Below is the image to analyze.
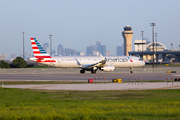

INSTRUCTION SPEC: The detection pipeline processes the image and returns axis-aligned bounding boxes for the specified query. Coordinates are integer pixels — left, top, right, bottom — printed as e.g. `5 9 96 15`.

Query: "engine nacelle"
100 65 115 71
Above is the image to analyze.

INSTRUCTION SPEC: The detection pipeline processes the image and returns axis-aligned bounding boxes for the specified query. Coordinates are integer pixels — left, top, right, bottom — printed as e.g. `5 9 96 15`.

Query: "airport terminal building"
129 39 180 62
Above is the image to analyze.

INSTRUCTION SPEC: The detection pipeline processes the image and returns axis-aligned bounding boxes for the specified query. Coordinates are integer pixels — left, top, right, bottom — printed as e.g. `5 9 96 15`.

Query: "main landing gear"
80 69 85 74
130 67 133 73
91 70 96 74
80 69 97 74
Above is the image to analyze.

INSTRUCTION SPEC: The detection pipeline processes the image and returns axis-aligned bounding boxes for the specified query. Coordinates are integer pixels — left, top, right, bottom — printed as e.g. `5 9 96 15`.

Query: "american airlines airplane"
29 38 145 74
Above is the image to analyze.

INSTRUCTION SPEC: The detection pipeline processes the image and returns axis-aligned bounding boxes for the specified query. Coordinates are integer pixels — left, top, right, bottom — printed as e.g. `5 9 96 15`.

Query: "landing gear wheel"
80 70 85 74
130 67 133 74
91 70 96 74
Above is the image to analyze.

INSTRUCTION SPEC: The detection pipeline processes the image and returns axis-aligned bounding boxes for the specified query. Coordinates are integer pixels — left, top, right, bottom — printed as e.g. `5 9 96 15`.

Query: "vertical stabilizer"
30 38 56 63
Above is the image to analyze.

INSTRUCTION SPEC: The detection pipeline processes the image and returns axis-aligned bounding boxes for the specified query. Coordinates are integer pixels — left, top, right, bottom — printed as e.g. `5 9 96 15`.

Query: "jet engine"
100 65 115 71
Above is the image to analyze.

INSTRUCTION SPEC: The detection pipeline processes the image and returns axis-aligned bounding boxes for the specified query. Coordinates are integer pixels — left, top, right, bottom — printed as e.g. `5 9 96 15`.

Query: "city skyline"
2 38 179 60
7 41 112 59
0 0 180 58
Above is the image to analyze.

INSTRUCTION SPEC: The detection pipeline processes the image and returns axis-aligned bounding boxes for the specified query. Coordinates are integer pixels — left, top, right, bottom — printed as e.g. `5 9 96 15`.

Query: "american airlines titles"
105 57 129 62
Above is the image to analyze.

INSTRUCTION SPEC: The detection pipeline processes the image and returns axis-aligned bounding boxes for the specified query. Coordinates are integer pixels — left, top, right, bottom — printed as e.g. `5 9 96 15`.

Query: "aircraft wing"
81 60 106 68
75 54 106 69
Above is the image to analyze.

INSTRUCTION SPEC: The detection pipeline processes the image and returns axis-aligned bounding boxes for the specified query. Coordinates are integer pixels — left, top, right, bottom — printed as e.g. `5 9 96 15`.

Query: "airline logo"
127 56 133 62
30 38 56 63
105 57 128 62
104 57 133 63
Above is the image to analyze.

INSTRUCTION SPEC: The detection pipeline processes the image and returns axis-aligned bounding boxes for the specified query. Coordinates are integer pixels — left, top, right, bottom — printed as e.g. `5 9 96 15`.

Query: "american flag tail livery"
29 38 56 63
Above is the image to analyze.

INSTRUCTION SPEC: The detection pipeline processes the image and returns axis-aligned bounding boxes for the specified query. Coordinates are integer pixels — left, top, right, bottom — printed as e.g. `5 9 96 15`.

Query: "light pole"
49 35 52 56
150 22 156 68
155 33 158 68
22 32 25 59
141 31 144 59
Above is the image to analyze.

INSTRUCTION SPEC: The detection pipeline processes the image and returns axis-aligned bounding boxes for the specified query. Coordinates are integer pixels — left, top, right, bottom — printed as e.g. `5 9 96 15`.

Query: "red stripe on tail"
33 51 41 54
34 56 52 58
37 60 56 62
31 42 36 44
32 47 39 49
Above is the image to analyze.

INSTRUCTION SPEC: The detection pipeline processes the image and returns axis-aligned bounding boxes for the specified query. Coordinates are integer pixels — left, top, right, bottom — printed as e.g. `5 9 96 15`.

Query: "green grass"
0 87 180 120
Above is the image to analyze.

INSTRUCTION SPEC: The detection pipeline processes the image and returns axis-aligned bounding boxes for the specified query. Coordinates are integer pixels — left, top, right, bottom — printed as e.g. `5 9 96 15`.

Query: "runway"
0 73 179 81
3 82 180 91
1 72 180 91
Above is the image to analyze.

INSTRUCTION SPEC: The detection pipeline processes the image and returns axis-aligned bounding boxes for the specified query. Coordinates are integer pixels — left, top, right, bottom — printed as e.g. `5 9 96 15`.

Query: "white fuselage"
40 56 145 68
29 38 145 74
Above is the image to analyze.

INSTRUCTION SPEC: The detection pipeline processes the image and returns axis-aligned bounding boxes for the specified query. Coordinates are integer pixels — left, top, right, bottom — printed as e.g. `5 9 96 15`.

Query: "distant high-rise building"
52 50 57 56
96 41 101 46
91 45 97 52
11 54 16 59
70 49 77 56
79 52 84 56
0 54 6 60
100 45 106 55
86 45 97 55
77 52 84 56
93 51 99 56
86 42 108 55
116 46 122 56
57 44 64 56
97 42 102 54
105 51 110 56
43 43 49 53
96 42 106 55
65 48 71 56
86 46 91 56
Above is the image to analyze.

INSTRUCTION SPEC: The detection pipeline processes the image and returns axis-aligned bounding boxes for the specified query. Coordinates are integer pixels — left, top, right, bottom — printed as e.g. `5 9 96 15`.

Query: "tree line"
0 57 28 68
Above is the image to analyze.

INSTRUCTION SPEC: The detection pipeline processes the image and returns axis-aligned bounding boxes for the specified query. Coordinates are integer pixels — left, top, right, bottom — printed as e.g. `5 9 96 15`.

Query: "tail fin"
30 38 56 63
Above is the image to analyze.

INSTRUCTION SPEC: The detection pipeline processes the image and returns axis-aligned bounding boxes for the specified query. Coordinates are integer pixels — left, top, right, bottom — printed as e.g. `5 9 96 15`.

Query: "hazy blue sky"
0 0 180 58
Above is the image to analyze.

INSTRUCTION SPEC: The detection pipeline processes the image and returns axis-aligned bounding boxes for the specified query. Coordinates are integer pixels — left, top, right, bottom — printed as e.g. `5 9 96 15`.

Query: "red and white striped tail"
30 38 56 63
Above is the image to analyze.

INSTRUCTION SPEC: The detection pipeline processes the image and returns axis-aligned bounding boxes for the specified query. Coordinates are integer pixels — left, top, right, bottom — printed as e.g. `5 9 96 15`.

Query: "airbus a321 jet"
29 38 145 74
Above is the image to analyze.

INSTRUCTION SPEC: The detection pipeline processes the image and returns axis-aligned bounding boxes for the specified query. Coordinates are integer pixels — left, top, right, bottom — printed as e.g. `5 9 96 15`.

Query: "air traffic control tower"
122 25 133 55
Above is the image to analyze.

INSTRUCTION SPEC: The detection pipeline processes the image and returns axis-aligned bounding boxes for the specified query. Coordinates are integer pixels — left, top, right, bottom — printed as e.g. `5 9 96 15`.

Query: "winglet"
75 58 81 66
100 54 106 64
100 54 105 60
